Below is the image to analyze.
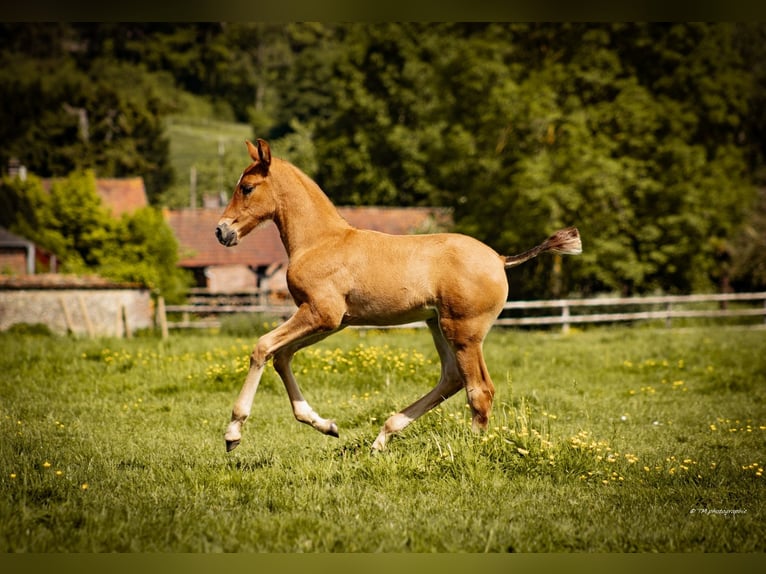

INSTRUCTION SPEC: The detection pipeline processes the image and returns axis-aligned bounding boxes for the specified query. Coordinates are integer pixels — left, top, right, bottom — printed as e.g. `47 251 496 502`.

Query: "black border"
1 1 766 22
1 9 764 574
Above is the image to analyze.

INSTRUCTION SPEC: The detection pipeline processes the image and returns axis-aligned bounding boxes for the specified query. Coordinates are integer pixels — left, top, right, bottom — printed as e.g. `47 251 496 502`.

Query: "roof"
165 206 452 268
0 227 35 248
0 273 145 290
166 209 287 268
41 177 148 217
95 178 148 217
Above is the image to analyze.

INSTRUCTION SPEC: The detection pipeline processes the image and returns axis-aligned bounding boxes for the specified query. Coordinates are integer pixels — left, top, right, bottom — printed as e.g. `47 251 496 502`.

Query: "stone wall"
0 281 152 337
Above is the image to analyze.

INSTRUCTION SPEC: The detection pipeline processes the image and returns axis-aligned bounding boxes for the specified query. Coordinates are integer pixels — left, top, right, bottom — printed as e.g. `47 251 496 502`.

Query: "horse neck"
271 159 351 258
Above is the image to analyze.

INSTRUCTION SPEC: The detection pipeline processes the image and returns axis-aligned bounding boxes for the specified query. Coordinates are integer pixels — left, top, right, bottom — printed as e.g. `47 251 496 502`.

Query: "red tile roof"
41 177 148 217
166 209 287 268
96 178 148 217
165 207 452 269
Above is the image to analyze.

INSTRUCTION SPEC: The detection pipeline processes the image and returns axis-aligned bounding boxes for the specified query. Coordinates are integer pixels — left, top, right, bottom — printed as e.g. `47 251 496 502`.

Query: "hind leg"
371 318 462 452
458 345 495 431
440 316 496 432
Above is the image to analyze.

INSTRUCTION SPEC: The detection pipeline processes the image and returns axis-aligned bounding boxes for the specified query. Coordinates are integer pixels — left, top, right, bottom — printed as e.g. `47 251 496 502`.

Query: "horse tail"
504 227 582 269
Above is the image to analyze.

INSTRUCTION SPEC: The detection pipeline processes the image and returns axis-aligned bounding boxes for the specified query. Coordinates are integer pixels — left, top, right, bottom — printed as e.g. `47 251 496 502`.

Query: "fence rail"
159 291 766 334
497 292 766 332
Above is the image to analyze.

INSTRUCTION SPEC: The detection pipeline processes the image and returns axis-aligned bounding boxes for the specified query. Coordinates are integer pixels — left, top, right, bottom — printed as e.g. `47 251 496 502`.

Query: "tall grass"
1 326 764 551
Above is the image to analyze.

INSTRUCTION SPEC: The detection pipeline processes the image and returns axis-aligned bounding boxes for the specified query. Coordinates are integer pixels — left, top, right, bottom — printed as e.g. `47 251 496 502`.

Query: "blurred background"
1 23 765 303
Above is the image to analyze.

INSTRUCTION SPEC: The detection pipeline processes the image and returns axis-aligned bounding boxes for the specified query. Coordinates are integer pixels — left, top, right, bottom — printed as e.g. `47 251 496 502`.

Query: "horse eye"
241 184 255 196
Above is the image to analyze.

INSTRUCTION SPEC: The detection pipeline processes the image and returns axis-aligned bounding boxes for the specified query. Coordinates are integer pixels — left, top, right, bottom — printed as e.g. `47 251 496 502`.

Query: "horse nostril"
215 223 237 246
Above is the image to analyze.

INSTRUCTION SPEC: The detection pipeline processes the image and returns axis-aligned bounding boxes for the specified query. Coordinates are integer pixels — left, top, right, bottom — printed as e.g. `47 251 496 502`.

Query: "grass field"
1 324 764 552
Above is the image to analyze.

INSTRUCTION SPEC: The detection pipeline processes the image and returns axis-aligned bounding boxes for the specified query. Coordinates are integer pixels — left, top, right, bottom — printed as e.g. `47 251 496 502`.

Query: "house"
0 227 37 275
1 175 154 336
1 175 149 279
165 206 452 299
2 177 149 276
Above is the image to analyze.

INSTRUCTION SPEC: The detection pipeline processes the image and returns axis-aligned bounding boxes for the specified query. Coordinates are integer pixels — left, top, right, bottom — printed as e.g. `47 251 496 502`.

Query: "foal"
216 139 581 452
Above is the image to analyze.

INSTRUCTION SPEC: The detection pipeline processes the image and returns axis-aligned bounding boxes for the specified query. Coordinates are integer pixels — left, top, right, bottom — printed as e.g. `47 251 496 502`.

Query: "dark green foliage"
2 23 766 297
4 323 54 337
0 24 175 204
265 23 763 297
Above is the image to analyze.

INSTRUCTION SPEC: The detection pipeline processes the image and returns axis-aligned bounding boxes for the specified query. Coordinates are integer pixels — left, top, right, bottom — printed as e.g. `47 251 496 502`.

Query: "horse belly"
341 252 439 326
342 276 438 326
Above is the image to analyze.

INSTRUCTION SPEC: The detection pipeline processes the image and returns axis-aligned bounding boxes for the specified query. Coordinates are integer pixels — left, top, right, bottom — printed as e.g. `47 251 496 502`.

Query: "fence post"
562 303 570 334
122 305 132 339
157 296 169 340
665 302 672 328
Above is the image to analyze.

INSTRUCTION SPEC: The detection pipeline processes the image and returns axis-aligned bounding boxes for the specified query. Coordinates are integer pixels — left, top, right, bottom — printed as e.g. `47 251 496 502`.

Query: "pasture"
0 324 764 552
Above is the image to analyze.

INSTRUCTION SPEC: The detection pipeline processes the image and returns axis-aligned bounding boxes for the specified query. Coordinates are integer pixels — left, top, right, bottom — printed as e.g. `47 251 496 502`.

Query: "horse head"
215 139 275 247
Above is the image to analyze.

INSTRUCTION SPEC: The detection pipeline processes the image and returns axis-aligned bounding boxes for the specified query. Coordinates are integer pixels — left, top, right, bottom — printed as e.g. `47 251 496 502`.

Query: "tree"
0 170 191 302
451 24 757 296
96 207 192 303
0 25 176 204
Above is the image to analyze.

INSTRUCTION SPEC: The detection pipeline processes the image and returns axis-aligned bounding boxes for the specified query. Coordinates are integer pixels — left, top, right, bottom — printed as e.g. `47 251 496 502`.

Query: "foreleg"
224 303 341 451
273 334 341 437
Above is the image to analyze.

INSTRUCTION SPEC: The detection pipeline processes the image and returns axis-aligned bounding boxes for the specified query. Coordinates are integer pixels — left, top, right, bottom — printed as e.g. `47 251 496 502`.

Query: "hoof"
326 421 339 438
225 439 241 452
370 435 387 453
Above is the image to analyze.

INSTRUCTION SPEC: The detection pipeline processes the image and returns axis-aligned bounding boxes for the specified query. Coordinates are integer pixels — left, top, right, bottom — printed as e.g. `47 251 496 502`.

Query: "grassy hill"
163 116 254 208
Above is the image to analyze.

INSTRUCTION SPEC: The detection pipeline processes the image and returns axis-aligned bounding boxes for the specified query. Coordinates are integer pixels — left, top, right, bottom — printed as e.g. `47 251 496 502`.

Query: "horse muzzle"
215 222 239 247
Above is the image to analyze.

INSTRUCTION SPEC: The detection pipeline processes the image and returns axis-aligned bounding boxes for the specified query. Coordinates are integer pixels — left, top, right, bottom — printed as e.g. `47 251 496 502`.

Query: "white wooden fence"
159 291 766 335
496 291 766 333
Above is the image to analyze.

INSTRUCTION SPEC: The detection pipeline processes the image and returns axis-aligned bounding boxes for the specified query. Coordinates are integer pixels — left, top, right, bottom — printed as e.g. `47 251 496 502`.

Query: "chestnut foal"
216 139 581 452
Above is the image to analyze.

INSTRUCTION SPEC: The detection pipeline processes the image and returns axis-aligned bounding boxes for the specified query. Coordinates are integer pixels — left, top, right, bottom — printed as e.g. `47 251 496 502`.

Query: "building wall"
205 265 258 293
0 288 153 336
0 249 27 275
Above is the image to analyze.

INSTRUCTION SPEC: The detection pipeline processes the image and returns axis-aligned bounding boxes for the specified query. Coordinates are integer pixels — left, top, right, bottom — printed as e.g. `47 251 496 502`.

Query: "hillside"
163 116 253 209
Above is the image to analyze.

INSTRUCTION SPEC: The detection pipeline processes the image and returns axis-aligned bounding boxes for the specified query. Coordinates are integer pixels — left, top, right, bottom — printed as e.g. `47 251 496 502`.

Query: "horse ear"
245 139 260 162
255 138 271 168
245 139 271 173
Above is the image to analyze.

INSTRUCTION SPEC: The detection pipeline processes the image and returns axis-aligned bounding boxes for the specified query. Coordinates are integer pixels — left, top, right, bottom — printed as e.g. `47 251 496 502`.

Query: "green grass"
1 325 764 552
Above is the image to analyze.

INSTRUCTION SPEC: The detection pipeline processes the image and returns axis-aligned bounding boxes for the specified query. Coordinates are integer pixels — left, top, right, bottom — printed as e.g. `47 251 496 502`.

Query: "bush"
5 322 54 336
